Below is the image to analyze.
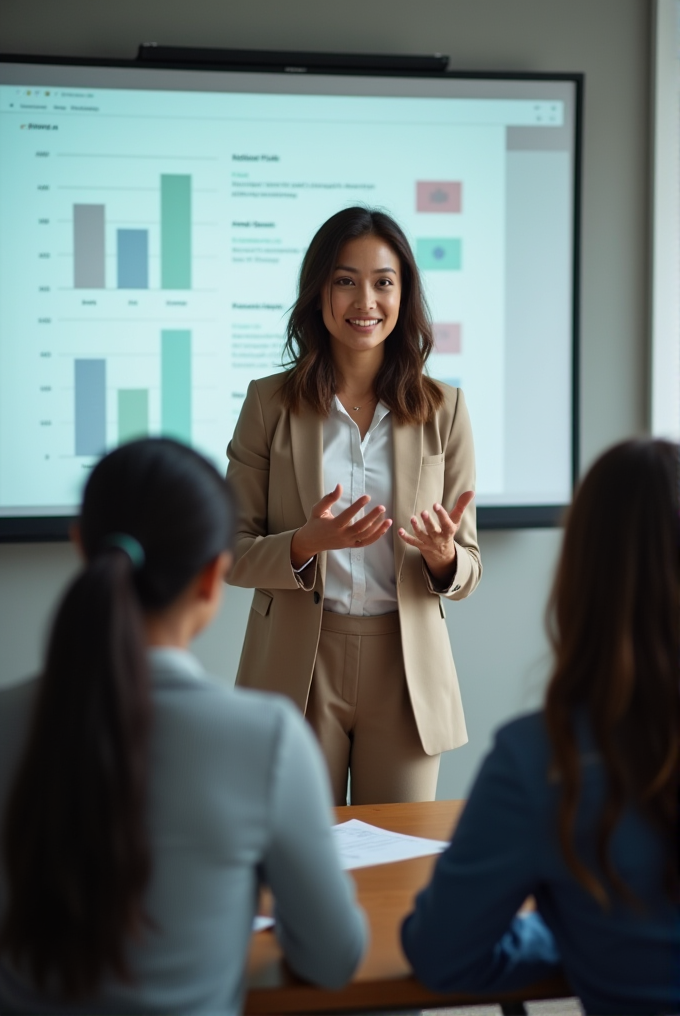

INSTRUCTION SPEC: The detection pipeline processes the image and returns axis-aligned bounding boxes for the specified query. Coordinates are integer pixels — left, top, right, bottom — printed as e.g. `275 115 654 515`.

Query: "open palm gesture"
397 490 475 584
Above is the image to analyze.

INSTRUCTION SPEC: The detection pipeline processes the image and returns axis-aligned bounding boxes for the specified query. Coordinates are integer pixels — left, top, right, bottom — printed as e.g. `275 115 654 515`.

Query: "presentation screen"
0 57 580 538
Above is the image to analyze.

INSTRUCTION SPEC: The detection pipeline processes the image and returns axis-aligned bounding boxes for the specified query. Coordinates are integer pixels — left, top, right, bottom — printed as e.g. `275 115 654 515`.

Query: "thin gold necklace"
344 394 377 412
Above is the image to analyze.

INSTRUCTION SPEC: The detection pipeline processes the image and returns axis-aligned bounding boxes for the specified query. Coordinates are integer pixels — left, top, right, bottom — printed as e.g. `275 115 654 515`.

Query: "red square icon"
433 323 462 354
416 181 462 213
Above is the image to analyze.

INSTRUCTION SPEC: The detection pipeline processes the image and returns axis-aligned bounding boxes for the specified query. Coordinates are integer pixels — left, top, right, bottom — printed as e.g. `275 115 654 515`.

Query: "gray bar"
75 359 106 457
74 204 105 288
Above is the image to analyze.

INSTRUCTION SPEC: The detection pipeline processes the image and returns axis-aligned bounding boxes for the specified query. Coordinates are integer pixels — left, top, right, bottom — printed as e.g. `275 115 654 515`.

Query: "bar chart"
73 330 193 455
72 174 192 291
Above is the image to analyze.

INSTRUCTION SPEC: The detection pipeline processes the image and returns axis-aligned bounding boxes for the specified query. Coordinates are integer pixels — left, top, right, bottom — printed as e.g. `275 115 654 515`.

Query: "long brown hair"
545 439 679 906
0 439 236 999
281 206 444 424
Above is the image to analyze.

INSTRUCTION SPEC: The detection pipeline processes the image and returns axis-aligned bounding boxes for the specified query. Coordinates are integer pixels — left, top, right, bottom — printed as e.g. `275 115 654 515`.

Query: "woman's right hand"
290 484 392 569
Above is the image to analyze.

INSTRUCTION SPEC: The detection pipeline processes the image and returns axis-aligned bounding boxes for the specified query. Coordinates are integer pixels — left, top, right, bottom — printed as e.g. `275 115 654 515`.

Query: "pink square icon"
433 323 461 354
416 181 462 213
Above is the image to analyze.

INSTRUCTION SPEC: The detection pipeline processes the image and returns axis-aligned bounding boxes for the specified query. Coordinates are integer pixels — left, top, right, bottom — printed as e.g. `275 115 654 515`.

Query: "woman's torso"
226 372 481 753
524 711 678 1012
0 649 354 1015
322 396 396 615
405 710 679 1014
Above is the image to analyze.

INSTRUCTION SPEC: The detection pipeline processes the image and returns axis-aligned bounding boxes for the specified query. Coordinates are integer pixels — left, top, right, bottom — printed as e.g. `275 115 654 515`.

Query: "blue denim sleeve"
401 723 561 993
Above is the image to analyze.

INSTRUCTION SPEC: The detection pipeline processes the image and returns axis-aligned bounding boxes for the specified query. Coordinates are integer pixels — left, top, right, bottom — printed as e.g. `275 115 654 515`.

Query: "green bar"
118 389 149 443
416 238 462 271
161 175 191 289
161 330 191 443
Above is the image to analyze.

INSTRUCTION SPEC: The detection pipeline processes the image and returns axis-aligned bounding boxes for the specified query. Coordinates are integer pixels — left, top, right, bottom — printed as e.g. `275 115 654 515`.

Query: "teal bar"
118 389 149 443
161 175 192 289
161 330 192 443
416 238 462 271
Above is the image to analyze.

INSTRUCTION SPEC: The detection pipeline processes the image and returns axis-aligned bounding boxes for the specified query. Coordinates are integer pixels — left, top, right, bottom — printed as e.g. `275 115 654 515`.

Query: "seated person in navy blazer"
402 439 679 1016
0 438 366 1015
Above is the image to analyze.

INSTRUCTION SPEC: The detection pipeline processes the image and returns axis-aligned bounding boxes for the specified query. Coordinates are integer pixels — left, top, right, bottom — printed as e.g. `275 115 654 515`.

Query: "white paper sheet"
331 818 448 870
253 915 275 933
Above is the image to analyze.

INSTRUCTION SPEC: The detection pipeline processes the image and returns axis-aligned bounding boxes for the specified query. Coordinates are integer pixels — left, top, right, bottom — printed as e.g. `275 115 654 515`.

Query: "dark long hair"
281 206 444 424
544 439 679 906
0 439 236 999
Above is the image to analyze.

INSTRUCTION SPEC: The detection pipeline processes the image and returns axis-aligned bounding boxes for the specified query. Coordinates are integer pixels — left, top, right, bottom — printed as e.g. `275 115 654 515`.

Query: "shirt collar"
148 646 205 682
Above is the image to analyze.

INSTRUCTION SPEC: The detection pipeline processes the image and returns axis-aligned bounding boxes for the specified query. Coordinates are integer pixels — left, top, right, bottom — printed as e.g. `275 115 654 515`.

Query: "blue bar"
75 359 106 457
117 229 149 289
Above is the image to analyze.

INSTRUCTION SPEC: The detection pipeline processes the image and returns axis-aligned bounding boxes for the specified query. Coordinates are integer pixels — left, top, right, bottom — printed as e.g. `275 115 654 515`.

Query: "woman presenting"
227 207 481 805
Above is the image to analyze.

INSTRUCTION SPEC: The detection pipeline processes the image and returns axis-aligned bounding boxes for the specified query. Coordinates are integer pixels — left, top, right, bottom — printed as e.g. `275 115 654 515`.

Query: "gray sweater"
0 648 367 1014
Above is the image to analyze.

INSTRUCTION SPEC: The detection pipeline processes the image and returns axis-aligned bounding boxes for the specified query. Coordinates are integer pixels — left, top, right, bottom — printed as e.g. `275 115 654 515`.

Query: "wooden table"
244 800 571 1014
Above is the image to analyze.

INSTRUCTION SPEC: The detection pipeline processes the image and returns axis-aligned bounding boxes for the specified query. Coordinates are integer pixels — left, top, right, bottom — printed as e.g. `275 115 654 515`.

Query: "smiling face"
321 234 402 360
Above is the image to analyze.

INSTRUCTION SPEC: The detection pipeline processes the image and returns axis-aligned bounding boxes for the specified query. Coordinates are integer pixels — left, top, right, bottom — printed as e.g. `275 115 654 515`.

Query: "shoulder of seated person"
181 680 305 734
0 674 39 715
228 686 308 734
492 710 551 769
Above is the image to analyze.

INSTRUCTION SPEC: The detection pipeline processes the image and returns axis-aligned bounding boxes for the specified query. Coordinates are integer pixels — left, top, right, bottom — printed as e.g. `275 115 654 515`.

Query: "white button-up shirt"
321 397 397 616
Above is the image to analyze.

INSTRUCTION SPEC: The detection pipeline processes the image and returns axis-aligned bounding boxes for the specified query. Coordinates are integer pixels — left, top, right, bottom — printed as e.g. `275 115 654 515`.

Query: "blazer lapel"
289 404 324 521
392 419 423 578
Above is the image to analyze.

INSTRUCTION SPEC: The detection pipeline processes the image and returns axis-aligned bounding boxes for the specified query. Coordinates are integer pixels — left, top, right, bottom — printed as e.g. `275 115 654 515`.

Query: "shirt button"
313 591 320 604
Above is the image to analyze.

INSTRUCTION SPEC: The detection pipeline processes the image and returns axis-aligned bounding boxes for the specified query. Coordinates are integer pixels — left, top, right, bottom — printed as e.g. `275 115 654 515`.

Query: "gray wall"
0 0 650 797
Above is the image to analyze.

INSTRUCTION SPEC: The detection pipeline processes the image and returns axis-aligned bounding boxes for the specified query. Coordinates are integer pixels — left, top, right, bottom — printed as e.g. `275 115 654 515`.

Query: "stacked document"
331 819 448 871
253 820 448 931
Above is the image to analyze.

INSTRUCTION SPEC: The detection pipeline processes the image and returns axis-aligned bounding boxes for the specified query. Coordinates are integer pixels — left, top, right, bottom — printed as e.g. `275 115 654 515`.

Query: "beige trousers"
305 611 441 806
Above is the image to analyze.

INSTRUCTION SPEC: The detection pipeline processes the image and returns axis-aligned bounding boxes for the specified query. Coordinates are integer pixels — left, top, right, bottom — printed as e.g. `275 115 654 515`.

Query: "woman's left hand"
397 490 475 585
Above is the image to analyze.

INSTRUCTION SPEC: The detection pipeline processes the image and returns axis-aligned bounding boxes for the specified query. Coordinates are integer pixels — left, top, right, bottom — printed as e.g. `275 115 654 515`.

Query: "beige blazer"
226 372 482 756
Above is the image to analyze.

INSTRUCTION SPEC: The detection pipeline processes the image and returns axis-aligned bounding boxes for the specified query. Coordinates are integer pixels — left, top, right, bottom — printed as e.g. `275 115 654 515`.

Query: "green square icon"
416 238 462 271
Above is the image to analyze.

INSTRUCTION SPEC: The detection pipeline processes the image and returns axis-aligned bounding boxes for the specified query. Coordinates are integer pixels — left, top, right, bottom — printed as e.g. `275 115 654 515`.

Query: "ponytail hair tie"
102 532 146 571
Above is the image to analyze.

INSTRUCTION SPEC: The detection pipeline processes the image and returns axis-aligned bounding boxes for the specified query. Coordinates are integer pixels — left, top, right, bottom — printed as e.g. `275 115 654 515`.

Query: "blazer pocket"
251 589 273 617
416 454 446 514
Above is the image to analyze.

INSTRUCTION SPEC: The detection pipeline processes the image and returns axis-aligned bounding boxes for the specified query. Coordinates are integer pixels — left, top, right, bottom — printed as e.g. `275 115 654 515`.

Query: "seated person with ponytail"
0 438 367 1015
401 439 679 1015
